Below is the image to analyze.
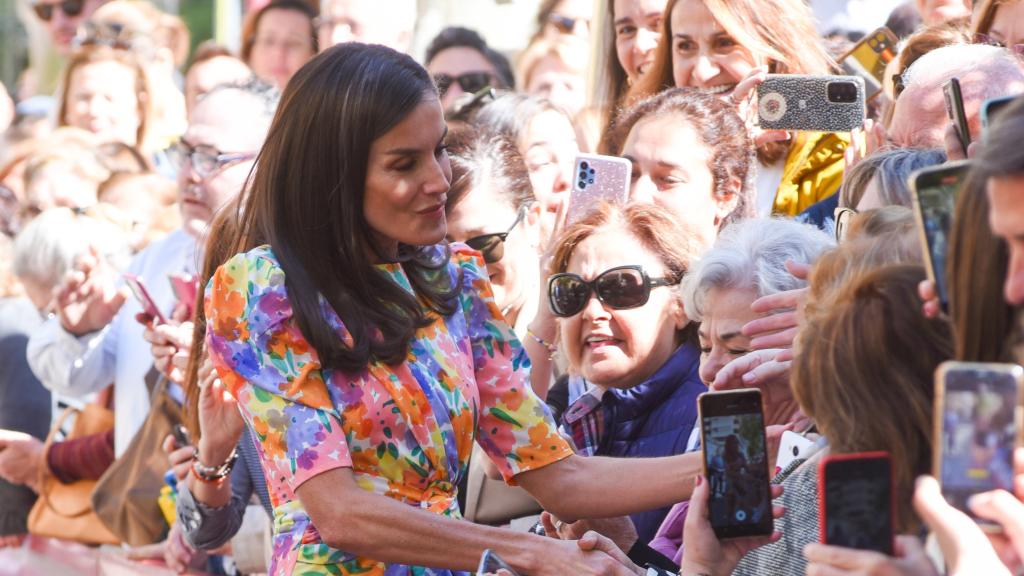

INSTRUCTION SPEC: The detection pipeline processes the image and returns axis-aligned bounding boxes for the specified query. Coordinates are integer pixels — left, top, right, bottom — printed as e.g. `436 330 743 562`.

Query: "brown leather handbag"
92 369 183 546
27 404 120 545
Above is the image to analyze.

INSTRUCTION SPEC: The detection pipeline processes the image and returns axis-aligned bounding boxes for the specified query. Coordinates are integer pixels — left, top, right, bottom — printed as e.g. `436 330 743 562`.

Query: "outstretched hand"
54 247 129 337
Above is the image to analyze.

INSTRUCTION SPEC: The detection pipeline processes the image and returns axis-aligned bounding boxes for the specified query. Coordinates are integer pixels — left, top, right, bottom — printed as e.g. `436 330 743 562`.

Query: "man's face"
318 0 414 53
988 175 1024 306
176 91 268 239
33 0 107 54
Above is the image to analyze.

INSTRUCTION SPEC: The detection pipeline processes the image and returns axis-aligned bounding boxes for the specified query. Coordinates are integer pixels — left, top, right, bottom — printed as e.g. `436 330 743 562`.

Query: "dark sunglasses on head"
32 0 83 21
433 72 496 97
548 265 677 318
548 13 589 35
465 206 526 264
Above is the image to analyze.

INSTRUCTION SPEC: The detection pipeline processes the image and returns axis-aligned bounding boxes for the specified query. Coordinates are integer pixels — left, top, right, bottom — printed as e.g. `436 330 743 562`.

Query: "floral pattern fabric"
205 243 571 575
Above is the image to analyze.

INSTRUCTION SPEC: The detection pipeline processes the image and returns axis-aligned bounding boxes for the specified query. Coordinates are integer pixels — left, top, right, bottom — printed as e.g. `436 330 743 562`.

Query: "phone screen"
822 454 893 554
940 367 1019 519
701 391 773 539
914 167 964 307
477 549 520 576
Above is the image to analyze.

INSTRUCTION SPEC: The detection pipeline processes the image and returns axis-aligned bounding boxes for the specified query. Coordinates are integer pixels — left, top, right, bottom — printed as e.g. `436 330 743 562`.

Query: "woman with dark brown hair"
240 0 318 88
202 42 720 575
626 0 847 217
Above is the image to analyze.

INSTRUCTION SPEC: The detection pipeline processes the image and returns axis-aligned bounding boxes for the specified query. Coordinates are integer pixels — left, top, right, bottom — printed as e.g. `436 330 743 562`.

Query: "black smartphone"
909 161 969 311
819 452 894 555
699 389 773 539
172 424 191 448
943 78 971 156
477 549 520 575
935 361 1023 529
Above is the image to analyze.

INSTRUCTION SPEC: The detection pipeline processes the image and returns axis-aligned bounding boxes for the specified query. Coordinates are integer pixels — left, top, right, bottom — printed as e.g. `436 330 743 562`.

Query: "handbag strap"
36 407 93 518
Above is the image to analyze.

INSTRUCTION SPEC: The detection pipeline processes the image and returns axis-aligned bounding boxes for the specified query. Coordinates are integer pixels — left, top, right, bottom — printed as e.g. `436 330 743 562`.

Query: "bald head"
890 44 1024 148
317 0 417 53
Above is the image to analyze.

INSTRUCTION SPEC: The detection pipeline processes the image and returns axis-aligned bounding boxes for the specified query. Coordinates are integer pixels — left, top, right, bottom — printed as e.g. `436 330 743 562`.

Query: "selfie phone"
819 452 894 555
909 161 968 311
981 95 1021 138
757 74 866 132
934 361 1024 529
943 78 971 156
838 27 899 100
567 153 631 224
123 273 168 325
477 549 520 575
775 430 815 476
699 389 774 539
168 273 199 318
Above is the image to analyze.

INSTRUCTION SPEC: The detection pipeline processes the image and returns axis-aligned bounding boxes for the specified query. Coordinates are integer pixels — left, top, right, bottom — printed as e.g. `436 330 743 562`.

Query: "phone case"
933 361 1024 530
757 74 866 132
818 452 894 554
908 160 968 307
839 27 898 97
124 273 168 324
775 430 814 476
943 78 971 154
567 153 632 224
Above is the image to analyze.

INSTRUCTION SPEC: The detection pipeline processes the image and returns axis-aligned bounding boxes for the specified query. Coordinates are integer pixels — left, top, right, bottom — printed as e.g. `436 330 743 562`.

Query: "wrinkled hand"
730 66 791 148
843 119 888 178
804 536 939 576
942 123 978 162
681 474 784 576
913 475 1011 576
195 359 244 469
162 523 196 573
713 349 800 428
0 430 44 491
575 531 645 575
743 260 809 358
54 248 129 337
541 537 644 576
541 512 639 553
143 320 193 384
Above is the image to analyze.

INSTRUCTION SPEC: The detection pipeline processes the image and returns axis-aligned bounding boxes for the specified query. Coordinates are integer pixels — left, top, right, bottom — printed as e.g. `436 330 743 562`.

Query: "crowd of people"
3 0 1024 574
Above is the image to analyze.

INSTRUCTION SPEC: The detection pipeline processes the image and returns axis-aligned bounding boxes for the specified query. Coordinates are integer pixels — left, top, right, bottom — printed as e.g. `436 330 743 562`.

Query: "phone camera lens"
579 171 587 179
578 180 586 189
792 446 799 456
589 168 596 175
827 81 858 104
580 161 589 170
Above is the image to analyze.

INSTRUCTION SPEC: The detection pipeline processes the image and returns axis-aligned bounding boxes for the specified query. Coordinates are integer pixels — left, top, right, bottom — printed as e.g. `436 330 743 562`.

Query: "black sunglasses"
548 265 676 318
465 206 526 264
433 72 496 98
32 0 83 21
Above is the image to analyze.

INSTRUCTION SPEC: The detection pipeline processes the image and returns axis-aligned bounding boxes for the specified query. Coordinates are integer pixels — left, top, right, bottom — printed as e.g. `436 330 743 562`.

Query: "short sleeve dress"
205 243 572 575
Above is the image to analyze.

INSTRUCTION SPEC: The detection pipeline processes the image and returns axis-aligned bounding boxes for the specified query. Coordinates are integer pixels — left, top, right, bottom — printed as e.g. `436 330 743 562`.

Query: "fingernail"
742 372 755 383
967 493 988 509
695 474 702 486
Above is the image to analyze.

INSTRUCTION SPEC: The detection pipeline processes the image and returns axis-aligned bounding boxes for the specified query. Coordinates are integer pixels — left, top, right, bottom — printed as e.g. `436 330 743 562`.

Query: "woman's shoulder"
208 245 292 333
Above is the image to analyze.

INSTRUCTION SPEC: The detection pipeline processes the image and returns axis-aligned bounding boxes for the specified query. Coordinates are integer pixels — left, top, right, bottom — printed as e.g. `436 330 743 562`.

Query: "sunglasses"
974 33 1024 56
465 206 526 264
32 0 83 21
433 72 496 98
548 13 589 35
548 265 676 318
834 206 857 242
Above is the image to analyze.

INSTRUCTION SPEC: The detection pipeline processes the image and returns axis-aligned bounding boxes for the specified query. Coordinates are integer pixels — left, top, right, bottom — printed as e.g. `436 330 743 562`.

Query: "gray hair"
13 208 132 289
903 44 1024 102
681 218 835 321
198 77 281 122
841 148 947 208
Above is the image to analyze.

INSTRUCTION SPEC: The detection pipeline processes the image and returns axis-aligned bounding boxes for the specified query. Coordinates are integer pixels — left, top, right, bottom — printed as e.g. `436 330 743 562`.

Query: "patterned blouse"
205 243 572 575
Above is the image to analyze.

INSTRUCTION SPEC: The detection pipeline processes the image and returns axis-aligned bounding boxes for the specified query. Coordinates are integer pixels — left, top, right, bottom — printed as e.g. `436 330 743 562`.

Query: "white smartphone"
567 153 631 224
775 430 815 476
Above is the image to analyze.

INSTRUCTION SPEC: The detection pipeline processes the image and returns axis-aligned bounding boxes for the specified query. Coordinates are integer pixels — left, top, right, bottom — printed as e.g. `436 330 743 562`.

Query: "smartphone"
124 273 168 325
699 389 774 539
168 273 199 318
981 94 1020 137
775 430 815 476
171 424 191 448
943 78 971 156
757 74 866 132
909 161 968 310
567 153 631 224
819 452 894 555
477 549 520 575
934 361 1023 529
838 27 899 100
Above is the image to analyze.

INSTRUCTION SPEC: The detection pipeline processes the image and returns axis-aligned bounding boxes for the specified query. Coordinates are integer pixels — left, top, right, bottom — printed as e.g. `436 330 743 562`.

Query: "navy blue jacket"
595 343 706 543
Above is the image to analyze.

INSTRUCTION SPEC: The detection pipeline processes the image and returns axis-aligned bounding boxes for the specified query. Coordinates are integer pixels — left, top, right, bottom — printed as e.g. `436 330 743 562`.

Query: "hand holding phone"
567 154 631 224
819 452 894 554
477 549 520 575
699 389 774 539
124 273 168 325
909 161 968 311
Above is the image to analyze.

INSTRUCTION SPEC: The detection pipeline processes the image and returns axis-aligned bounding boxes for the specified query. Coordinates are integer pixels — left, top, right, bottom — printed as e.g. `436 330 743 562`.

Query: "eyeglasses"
75 21 137 52
834 206 857 242
433 72 496 98
167 141 256 179
465 206 526 264
32 0 83 21
973 33 1024 56
547 265 676 318
548 13 589 35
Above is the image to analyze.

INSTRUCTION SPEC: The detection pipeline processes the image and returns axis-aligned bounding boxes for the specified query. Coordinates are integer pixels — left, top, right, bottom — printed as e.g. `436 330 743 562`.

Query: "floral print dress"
205 243 572 575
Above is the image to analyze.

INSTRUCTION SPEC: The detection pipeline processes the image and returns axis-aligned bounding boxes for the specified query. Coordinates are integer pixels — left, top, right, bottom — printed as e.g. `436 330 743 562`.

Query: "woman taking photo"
630 0 848 216
205 43 704 575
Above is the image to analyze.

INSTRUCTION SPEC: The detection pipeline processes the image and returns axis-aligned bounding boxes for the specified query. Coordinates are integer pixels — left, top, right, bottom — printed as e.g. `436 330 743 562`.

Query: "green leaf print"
489 407 521 427
317 411 333 433
377 444 386 459
387 443 399 460
406 458 428 477
383 427 392 438
253 387 272 403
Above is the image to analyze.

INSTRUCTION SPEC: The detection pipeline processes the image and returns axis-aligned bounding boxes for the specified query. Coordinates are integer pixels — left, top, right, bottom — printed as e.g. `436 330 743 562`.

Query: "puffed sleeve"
205 248 352 492
453 245 572 484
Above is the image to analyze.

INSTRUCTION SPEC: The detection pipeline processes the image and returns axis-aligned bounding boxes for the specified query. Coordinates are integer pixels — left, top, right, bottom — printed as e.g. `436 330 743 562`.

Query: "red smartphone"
124 273 168 325
819 451 894 555
168 273 199 318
